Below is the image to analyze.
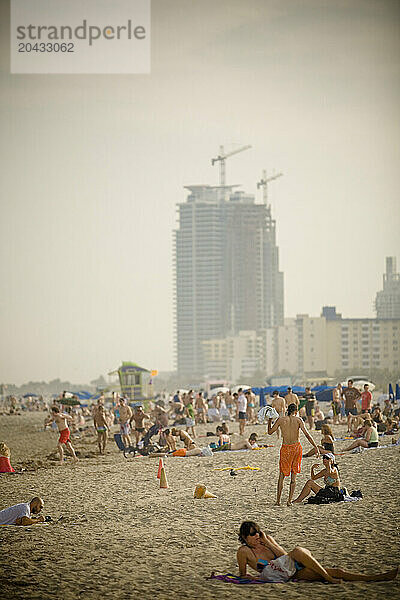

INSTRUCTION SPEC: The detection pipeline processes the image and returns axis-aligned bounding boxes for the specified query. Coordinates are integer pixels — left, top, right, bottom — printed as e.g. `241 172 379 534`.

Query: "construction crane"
211 144 251 186
257 170 283 205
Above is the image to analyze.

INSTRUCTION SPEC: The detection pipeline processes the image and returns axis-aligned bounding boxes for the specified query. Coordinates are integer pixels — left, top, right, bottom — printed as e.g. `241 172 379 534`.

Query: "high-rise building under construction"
174 184 284 376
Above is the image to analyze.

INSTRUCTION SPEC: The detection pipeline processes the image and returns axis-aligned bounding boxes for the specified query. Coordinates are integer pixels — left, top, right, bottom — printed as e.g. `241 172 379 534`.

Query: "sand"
0 412 399 600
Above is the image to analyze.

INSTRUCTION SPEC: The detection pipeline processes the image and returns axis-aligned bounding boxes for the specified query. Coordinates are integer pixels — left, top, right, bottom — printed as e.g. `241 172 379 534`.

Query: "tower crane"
257 170 283 205
211 144 251 187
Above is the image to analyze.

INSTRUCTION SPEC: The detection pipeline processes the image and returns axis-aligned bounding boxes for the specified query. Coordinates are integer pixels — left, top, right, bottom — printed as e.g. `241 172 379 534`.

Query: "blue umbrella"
389 383 395 402
396 384 400 401
23 393 38 398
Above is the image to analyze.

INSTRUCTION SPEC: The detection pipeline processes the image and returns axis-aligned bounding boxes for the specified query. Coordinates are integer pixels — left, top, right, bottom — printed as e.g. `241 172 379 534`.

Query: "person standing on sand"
93 405 109 454
195 392 208 424
117 397 133 448
45 406 78 464
267 404 319 506
130 406 150 445
342 379 362 432
271 391 286 439
236 388 247 436
285 387 299 410
304 387 316 430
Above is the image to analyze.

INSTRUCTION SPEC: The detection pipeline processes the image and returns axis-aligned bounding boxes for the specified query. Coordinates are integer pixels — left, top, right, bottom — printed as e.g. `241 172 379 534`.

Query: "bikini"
322 441 334 452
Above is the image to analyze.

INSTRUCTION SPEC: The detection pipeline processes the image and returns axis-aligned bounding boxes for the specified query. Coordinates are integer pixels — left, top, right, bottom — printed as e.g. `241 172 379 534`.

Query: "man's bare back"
274 415 304 445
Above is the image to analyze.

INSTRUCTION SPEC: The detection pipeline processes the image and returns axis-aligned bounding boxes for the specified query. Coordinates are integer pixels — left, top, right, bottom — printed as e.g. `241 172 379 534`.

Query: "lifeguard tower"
109 362 151 402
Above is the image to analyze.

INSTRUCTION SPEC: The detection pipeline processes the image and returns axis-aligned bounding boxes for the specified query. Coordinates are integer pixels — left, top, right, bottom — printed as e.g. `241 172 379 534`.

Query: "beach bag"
307 486 344 504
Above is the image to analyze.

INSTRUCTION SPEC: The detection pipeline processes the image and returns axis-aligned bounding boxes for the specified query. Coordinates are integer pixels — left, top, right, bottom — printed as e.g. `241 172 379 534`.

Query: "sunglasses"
248 530 259 536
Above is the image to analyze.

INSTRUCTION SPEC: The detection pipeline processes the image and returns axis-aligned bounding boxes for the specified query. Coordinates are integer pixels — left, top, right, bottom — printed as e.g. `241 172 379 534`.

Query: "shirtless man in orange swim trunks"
268 404 318 506
45 406 78 464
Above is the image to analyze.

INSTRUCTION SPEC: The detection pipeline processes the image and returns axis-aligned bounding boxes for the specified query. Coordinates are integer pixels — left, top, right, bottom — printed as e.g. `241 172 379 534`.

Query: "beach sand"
0 412 399 600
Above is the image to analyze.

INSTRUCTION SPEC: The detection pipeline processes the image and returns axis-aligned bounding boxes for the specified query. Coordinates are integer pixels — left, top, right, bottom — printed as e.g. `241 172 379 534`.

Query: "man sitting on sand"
267 404 319 506
0 497 45 526
45 407 78 464
236 520 398 583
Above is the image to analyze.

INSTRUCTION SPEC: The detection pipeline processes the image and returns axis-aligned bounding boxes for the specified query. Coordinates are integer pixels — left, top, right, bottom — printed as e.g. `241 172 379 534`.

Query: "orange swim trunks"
172 448 187 457
279 442 302 476
59 428 70 445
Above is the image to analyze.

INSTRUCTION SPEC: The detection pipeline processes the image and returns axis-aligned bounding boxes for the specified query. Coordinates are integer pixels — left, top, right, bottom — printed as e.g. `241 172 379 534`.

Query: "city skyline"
1 0 399 384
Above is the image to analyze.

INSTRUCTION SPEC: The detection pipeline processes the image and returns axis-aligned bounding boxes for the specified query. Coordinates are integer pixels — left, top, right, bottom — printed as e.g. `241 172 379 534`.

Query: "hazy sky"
1 0 399 384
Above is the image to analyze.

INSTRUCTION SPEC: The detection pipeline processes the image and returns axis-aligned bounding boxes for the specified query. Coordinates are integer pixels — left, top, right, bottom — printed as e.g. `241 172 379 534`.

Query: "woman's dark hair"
238 521 260 544
287 403 297 415
249 432 258 442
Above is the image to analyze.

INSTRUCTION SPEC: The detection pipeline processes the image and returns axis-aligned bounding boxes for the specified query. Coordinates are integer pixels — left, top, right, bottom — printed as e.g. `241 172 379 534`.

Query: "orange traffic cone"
157 458 164 479
159 466 169 489
194 484 217 499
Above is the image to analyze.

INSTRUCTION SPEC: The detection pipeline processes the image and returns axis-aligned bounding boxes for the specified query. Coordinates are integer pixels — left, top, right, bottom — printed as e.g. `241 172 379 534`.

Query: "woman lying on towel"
237 520 398 583
292 453 341 503
214 431 259 451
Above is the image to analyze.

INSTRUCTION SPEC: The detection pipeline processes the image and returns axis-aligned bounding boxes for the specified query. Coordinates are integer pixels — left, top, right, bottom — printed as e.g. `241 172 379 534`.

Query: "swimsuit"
59 428 70 444
279 442 302 476
256 556 299 583
322 442 334 452
324 475 337 486
96 427 107 433
120 422 131 436
135 427 145 432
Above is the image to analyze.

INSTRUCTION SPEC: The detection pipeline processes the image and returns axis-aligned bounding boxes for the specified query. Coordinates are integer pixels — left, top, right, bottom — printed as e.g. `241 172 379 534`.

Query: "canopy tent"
251 385 336 407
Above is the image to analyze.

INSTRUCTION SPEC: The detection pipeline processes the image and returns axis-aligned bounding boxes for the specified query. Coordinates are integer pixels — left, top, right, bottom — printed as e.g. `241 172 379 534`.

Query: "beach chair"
113 433 137 458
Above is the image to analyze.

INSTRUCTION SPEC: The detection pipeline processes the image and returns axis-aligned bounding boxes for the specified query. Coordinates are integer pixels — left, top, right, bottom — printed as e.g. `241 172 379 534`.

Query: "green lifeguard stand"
110 362 150 401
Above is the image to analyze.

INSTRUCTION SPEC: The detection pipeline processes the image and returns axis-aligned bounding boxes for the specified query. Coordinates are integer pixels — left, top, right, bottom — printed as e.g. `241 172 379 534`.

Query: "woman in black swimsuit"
303 424 335 457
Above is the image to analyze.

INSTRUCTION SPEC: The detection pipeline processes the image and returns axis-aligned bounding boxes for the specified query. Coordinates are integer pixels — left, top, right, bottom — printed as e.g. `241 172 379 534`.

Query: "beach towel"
207 572 268 584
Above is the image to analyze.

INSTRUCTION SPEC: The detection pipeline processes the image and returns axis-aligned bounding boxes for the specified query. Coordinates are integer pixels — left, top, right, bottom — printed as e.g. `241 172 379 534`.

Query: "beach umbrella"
209 386 230 396
23 393 39 398
231 384 251 394
396 384 400 401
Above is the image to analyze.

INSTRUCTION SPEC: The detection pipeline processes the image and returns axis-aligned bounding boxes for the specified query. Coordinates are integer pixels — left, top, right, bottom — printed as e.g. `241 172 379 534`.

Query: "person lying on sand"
343 419 379 451
230 432 259 450
293 453 341 503
236 520 398 583
0 497 45 526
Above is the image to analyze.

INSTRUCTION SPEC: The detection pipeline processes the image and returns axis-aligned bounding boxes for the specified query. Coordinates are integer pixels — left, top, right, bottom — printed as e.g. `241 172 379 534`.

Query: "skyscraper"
375 257 400 319
174 184 284 376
